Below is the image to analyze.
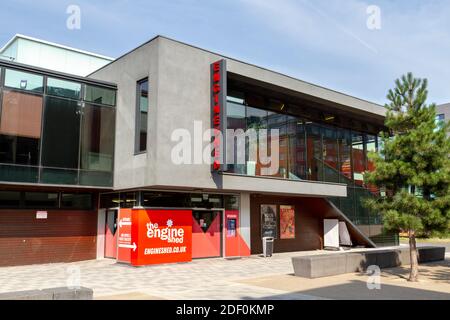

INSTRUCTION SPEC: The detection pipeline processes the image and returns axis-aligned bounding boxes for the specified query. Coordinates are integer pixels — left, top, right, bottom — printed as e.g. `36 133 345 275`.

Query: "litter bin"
262 237 274 257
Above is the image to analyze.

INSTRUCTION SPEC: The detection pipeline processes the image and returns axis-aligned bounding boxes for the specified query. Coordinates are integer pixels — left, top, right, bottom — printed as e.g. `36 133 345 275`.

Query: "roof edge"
0 34 115 61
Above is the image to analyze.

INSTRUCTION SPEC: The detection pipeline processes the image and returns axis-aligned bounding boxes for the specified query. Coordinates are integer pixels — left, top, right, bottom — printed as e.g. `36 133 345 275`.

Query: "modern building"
0 34 114 76
0 35 397 267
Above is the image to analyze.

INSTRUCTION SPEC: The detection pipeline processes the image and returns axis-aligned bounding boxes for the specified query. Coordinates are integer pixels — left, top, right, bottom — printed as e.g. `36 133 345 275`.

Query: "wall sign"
210 59 227 172
117 209 133 263
36 211 48 219
280 205 295 239
260 205 277 238
131 209 192 266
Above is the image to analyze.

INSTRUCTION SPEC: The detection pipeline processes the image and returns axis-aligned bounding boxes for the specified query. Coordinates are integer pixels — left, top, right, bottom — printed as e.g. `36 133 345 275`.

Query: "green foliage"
364 73 450 235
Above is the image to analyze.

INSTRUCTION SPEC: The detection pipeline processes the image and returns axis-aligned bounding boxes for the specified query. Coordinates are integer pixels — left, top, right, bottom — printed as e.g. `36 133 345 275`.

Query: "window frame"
135 77 149 154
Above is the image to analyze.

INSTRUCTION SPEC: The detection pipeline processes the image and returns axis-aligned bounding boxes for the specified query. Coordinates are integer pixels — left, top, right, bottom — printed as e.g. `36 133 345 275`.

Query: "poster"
261 204 277 238
280 205 295 239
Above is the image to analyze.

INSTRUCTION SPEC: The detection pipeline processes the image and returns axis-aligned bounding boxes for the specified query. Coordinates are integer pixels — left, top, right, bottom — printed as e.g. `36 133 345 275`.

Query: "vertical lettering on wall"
211 60 227 172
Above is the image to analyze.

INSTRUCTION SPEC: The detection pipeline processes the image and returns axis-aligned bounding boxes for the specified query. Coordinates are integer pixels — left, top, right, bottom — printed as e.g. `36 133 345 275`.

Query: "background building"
437 103 450 135
0 34 114 76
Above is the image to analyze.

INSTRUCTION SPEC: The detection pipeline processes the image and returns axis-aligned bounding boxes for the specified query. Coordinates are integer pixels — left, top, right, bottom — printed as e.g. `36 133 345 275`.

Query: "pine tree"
364 73 450 282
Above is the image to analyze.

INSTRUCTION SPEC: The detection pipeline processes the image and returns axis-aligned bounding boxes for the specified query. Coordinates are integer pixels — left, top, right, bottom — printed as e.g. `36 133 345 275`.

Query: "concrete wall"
89 36 381 197
90 39 160 190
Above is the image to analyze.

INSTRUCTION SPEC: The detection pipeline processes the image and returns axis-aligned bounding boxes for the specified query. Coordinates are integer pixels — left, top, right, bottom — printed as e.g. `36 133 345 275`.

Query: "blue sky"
1 0 449 105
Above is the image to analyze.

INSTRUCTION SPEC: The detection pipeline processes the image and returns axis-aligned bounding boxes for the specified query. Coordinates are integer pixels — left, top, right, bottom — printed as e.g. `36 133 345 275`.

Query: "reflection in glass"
61 193 93 209
306 124 323 181
41 96 81 169
80 103 115 186
136 79 148 152
352 132 365 186
0 90 43 139
84 85 116 106
338 129 352 183
24 192 59 208
4 69 43 93
47 78 81 100
322 126 338 183
0 191 21 207
226 100 246 174
246 106 267 176
287 118 307 180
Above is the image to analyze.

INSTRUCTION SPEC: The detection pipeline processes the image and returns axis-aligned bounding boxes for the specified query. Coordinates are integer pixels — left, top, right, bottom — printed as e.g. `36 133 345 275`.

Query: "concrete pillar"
240 192 251 252
96 209 106 259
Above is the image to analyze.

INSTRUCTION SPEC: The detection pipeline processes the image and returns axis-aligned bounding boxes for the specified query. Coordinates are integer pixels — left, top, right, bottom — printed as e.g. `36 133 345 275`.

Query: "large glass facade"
225 90 379 186
225 88 394 244
0 64 116 187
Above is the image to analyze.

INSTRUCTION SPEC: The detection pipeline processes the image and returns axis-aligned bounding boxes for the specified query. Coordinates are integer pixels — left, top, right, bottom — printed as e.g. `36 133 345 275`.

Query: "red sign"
117 209 133 263
211 59 227 172
131 209 192 266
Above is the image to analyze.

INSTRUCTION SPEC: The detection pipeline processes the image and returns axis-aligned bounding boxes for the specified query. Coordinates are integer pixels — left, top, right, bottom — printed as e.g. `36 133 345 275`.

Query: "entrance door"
192 211 222 259
105 210 118 259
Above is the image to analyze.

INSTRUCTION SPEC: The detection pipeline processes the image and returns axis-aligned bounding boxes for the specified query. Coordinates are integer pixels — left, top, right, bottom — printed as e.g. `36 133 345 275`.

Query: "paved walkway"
0 246 448 300
0 251 322 300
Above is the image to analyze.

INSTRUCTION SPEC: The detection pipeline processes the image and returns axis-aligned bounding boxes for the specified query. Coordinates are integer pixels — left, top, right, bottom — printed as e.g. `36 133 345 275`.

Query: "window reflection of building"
226 90 380 188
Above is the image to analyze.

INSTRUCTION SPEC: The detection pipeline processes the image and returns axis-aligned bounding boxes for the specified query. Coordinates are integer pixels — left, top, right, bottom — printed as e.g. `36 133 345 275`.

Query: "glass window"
224 195 240 210
136 79 148 153
0 191 21 208
120 192 138 208
338 129 352 183
61 193 93 209
267 113 287 178
24 192 59 208
246 107 267 176
352 132 365 186
41 96 81 169
226 100 246 174
47 78 81 100
84 85 116 106
288 118 307 180
366 134 379 195
4 69 43 93
0 135 39 166
322 126 339 183
100 193 120 208
306 123 323 181
79 104 115 186
142 191 190 208
0 90 43 139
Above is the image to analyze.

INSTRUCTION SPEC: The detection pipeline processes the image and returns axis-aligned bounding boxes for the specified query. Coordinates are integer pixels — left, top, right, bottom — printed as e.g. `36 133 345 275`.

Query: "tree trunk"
408 231 419 282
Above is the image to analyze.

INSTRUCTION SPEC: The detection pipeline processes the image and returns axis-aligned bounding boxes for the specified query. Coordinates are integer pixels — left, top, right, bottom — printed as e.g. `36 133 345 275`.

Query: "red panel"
117 209 132 263
225 210 250 257
192 213 221 259
131 209 192 266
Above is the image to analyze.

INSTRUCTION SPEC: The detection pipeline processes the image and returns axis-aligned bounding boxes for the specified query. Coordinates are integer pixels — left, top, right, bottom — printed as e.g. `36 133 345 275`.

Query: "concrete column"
96 209 106 260
240 192 251 252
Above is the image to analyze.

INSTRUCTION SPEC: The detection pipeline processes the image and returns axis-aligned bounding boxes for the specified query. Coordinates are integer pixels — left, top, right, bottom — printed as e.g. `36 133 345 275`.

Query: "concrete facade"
90 36 384 198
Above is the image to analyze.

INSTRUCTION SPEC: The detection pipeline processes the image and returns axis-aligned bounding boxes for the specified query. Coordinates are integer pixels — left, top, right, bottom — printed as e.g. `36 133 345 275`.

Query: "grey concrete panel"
292 247 445 278
0 290 52 300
